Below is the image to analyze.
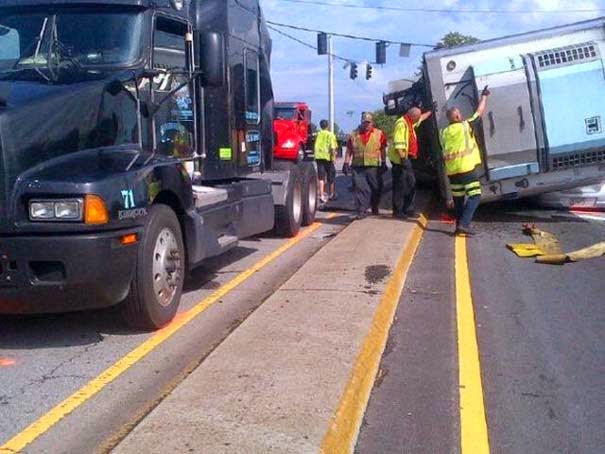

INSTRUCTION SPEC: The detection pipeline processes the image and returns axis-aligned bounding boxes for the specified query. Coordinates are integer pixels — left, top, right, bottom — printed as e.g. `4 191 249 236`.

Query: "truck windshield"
0 9 143 81
275 107 297 120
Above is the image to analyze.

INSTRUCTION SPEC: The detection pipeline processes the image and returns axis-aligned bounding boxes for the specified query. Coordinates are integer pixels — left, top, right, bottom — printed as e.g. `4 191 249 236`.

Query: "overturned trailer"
385 17 605 202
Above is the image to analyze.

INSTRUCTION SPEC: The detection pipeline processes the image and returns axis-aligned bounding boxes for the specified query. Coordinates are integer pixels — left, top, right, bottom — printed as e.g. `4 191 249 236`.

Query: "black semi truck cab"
0 0 318 329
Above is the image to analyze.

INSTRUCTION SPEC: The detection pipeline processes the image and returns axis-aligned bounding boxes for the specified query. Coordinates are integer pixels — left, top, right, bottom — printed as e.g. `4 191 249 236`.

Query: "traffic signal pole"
328 34 335 133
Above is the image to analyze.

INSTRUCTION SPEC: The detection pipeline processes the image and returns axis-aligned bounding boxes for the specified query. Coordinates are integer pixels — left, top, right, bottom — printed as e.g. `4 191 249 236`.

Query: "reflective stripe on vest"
352 129 381 167
441 121 482 176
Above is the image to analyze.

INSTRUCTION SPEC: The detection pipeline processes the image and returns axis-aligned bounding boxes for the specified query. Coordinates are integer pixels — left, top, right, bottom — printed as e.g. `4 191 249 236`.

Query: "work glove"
379 161 388 175
342 162 351 176
481 85 491 97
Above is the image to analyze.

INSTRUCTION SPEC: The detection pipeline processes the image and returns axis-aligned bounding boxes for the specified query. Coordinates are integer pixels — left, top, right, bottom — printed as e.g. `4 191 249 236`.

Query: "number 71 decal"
121 190 135 209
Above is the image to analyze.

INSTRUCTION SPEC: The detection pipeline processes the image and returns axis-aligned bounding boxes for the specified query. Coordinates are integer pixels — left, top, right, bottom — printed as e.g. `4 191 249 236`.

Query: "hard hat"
362 112 373 123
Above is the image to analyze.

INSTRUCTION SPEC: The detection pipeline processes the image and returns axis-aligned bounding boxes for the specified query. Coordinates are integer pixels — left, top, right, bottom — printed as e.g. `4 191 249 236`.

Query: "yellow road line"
321 214 428 454
0 219 332 454
455 235 490 454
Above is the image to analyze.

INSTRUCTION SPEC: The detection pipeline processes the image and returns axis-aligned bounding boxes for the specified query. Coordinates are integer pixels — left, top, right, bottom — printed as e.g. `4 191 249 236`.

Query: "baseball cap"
361 112 373 122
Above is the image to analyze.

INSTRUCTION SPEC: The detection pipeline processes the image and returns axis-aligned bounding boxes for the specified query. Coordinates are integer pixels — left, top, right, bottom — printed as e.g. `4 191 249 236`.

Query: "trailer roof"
426 16 605 59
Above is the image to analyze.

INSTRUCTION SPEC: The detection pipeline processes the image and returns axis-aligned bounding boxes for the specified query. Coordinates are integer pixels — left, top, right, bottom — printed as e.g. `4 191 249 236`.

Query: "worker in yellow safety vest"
343 112 388 219
440 85 490 235
390 106 432 219
314 119 339 204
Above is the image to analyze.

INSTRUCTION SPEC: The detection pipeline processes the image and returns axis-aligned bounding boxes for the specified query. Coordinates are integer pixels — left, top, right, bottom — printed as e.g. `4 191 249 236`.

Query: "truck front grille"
551 149 605 170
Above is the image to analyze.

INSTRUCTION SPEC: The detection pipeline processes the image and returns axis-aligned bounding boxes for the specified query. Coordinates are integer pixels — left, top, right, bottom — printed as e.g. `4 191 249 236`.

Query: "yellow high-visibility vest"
440 116 482 176
314 129 338 161
351 129 382 167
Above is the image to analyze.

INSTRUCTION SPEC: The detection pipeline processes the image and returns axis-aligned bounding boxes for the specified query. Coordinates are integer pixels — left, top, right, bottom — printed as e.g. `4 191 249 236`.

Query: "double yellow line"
0 219 329 454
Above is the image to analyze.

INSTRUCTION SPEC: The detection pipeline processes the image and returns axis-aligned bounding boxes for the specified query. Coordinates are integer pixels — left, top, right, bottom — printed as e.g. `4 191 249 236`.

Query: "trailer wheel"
301 163 317 226
121 204 184 330
275 168 303 237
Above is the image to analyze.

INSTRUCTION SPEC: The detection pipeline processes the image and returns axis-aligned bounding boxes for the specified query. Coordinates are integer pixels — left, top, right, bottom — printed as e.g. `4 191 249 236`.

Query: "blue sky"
259 0 605 131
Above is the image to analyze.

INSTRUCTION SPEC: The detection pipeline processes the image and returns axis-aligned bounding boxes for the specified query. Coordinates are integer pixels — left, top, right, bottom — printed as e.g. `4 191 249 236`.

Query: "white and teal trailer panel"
424 18 605 201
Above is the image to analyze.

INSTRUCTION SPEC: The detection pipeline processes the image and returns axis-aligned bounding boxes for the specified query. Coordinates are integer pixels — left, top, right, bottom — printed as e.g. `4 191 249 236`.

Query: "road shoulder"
113 212 426 453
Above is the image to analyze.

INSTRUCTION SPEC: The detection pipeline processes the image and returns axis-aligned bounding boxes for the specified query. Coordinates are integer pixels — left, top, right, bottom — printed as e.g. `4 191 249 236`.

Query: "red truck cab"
273 102 312 161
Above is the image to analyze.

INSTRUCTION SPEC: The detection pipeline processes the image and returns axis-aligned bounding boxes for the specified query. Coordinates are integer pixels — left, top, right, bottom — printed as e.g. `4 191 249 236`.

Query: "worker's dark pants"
352 166 382 214
449 170 482 228
391 160 416 215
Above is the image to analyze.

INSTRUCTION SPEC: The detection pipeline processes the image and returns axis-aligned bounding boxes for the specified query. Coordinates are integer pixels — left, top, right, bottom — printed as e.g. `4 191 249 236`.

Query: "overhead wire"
267 25 356 62
275 0 605 15
267 20 435 47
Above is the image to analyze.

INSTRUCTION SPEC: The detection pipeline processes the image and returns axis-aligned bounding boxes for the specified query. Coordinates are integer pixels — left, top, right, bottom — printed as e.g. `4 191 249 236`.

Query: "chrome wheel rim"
152 228 182 307
292 182 303 225
308 178 317 213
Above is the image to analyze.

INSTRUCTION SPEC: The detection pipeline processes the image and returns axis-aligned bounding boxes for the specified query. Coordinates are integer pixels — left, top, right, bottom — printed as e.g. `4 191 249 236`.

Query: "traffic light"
350 62 358 80
376 41 387 64
366 64 373 80
317 33 328 55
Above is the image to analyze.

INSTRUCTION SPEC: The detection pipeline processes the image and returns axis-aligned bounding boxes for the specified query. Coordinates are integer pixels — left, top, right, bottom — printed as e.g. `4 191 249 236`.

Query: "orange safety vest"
351 128 382 167
404 115 419 159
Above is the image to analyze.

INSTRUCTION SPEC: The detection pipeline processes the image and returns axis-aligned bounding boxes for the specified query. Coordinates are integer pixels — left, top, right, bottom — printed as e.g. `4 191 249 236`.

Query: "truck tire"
275 168 303 237
301 163 317 226
121 204 184 330
297 146 305 163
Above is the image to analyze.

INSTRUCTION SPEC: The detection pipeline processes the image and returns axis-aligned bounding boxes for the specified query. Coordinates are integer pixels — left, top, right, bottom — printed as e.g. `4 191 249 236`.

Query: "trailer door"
474 56 540 181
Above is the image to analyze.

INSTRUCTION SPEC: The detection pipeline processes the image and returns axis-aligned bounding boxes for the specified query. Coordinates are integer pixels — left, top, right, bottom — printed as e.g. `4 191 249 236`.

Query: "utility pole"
328 34 335 133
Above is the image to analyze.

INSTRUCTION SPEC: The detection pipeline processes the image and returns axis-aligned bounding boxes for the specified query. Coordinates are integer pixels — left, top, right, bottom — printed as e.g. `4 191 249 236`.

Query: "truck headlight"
282 139 296 149
55 201 82 220
29 201 55 220
29 199 83 221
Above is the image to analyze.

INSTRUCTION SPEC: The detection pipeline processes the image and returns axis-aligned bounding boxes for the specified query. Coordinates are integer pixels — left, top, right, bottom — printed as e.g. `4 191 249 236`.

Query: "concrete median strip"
114 213 428 454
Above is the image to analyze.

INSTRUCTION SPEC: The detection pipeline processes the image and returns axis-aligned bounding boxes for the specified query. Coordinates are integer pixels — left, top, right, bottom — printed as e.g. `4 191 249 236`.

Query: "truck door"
532 43 605 171
473 56 540 181
151 16 195 161
243 49 261 168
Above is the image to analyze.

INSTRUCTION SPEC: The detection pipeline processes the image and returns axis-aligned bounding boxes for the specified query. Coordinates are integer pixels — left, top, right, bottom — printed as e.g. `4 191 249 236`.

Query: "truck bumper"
0 230 140 314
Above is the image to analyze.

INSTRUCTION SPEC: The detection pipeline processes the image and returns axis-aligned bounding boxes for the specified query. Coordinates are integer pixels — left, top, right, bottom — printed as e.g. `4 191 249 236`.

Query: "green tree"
435 32 480 49
415 32 480 77
371 109 397 139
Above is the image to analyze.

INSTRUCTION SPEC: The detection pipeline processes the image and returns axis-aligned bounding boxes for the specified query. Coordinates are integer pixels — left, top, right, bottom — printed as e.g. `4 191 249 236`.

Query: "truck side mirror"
200 32 224 87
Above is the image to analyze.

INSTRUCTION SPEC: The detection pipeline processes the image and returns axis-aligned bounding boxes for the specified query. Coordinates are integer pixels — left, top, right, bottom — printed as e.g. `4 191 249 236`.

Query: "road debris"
507 224 605 264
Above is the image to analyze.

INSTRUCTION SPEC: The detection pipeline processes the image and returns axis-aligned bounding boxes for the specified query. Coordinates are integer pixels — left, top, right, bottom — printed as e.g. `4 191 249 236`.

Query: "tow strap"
507 224 605 265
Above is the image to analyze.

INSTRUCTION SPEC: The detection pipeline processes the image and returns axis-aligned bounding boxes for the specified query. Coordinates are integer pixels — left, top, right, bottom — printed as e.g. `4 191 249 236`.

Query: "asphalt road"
0 213 348 453
357 202 605 454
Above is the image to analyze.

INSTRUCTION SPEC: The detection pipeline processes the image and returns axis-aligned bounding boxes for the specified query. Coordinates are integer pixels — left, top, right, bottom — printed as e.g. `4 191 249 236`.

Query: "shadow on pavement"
0 245 261 348
474 200 590 224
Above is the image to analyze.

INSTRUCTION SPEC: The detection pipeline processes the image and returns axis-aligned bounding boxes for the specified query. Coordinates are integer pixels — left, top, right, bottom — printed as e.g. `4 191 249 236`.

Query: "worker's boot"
456 226 475 236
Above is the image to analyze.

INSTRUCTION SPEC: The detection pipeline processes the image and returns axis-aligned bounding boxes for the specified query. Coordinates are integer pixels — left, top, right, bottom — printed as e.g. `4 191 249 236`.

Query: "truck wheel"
297 146 305 163
301 163 317 226
275 168 303 237
121 204 184 330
